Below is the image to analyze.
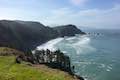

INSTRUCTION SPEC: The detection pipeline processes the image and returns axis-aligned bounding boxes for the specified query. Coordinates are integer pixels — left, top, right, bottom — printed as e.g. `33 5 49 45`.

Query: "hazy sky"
0 0 120 29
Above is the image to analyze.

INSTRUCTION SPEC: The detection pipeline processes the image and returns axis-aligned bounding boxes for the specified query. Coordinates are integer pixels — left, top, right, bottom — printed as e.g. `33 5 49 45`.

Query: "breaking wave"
37 38 63 51
37 35 95 55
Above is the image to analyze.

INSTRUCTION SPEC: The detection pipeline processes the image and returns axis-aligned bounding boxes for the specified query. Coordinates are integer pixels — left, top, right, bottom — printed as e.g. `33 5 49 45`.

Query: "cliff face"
0 20 85 52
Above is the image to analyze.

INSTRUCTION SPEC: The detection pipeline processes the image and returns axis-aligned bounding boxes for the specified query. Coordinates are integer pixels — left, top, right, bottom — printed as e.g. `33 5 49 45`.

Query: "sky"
0 0 120 29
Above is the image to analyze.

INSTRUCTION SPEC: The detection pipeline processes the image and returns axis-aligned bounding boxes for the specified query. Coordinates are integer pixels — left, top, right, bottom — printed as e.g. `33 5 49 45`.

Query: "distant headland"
0 20 85 53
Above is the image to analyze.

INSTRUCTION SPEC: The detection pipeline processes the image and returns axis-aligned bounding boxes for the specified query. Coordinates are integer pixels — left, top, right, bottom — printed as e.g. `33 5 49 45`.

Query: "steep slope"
0 20 58 52
0 56 79 80
53 24 85 37
0 20 85 52
0 47 79 80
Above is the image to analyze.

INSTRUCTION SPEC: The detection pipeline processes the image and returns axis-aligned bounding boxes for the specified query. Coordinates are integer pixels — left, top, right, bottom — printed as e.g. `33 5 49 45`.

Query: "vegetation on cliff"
0 56 79 80
0 20 85 53
0 47 82 80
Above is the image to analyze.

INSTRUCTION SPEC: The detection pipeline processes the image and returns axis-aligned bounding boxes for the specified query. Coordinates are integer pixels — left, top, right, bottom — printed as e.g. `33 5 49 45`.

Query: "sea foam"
37 38 63 51
36 35 95 55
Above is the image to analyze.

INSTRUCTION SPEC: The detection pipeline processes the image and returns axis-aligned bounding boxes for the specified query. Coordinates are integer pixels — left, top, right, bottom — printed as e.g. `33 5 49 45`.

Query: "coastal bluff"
0 20 85 80
0 47 84 80
0 20 85 53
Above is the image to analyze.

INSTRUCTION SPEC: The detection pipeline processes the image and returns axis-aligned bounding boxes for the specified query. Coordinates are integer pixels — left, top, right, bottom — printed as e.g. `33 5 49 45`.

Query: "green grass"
0 56 76 80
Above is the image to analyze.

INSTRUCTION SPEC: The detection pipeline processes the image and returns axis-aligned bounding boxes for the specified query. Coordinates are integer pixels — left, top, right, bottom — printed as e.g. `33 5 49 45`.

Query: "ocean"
37 29 120 80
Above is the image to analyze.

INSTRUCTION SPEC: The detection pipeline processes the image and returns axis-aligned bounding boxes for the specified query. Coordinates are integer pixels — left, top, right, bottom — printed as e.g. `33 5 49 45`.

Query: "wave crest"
36 35 95 55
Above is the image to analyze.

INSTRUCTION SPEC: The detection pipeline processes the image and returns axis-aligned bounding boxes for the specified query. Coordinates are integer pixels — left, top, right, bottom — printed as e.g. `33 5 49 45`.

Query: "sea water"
37 29 120 80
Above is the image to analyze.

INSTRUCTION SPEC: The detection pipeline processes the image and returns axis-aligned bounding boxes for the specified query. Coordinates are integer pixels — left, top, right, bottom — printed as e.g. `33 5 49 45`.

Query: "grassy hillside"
0 47 24 56
0 47 78 80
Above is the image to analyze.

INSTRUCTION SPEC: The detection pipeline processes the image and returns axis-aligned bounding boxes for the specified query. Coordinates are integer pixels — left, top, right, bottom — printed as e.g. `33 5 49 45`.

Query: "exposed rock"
16 56 21 64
